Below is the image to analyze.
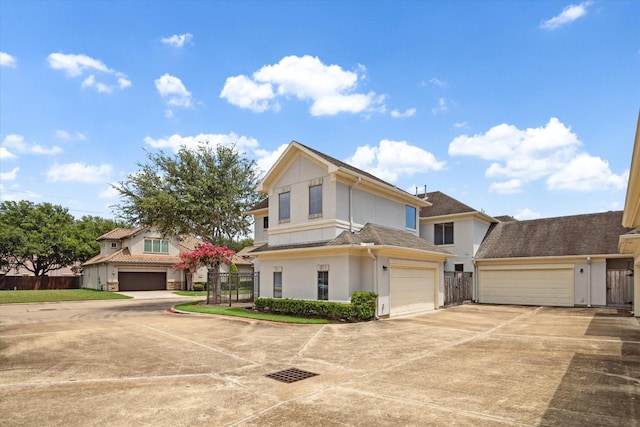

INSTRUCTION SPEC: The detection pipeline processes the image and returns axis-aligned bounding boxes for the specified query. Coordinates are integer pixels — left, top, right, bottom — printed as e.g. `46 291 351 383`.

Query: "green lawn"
173 301 328 324
0 289 133 304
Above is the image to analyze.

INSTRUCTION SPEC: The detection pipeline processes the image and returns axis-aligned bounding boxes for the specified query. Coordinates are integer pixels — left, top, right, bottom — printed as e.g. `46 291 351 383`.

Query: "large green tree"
114 144 261 245
0 201 128 276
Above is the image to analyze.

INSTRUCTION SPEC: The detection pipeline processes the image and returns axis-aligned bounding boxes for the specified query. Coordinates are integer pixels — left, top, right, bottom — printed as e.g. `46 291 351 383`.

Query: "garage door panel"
118 272 167 291
390 267 435 316
479 268 573 306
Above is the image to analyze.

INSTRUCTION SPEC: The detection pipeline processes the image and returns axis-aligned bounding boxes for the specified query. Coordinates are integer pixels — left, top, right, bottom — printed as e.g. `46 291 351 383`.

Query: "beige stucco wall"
421 217 490 273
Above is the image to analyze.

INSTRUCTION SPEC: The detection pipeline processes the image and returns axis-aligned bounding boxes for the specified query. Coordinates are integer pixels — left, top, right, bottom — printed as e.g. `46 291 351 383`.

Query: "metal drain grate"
265 367 319 383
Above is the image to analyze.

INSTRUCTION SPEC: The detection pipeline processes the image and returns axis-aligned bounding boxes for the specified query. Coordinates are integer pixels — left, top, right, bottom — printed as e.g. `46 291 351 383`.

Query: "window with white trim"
144 238 169 254
317 265 329 300
405 205 416 229
434 222 454 245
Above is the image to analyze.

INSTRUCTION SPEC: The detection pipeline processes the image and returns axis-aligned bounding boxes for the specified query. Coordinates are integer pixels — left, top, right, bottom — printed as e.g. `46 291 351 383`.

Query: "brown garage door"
118 272 166 291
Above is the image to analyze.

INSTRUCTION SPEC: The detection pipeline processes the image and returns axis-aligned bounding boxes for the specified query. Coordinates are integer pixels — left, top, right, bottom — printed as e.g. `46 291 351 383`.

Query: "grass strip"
0 289 133 304
173 301 328 324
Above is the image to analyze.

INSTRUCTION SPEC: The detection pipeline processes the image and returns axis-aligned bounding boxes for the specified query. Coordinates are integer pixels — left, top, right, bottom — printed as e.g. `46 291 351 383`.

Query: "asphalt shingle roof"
475 210 634 259
418 191 480 218
250 223 451 255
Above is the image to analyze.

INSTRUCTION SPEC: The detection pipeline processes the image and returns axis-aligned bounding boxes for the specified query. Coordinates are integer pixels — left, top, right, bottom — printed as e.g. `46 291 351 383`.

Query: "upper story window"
144 238 169 254
111 242 118 249
309 184 322 217
263 216 269 229
405 205 416 229
434 222 454 245
278 191 290 222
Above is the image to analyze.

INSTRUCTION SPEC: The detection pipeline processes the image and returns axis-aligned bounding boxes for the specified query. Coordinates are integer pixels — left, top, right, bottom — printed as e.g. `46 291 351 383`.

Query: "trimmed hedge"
254 291 378 322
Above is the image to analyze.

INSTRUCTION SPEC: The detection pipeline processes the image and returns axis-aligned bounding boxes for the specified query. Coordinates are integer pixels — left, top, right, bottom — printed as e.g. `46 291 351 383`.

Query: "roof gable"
97 225 149 241
257 141 430 207
476 211 634 259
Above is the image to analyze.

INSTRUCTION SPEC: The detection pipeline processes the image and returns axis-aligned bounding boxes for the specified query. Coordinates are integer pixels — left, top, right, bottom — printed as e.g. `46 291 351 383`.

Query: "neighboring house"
619 112 640 317
474 211 635 308
418 191 497 274
248 141 452 317
83 226 187 291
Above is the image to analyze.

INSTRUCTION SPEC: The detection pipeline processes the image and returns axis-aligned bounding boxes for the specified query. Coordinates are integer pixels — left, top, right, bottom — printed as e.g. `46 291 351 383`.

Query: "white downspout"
349 177 362 232
587 256 591 307
472 258 478 303
367 247 379 318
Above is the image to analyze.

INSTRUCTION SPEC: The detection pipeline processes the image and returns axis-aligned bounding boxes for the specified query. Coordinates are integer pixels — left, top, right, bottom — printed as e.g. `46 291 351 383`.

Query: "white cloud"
540 1 593 30
514 208 541 220
449 118 627 193
254 144 289 176
144 132 259 154
391 108 416 118
489 179 524 194
55 130 86 140
161 33 193 48
1 134 62 156
118 77 132 89
47 52 131 93
431 98 449 114
45 163 113 183
220 75 275 113
220 55 384 116
0 51 17 67
453 121 468 128
99 183 120 199
346 139 445 182
0 167 19 181
428 77 447 87
155 73 192 108
546 154 628 191
0 146 16 159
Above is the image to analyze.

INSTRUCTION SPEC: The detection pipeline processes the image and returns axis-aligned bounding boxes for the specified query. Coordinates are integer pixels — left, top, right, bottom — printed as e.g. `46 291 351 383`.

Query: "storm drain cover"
265 368 319 383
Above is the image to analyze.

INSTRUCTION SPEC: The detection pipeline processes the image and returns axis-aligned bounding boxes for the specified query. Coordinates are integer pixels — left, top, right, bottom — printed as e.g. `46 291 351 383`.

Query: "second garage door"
390 265 435 316
478 266 574 306
118 272 167 291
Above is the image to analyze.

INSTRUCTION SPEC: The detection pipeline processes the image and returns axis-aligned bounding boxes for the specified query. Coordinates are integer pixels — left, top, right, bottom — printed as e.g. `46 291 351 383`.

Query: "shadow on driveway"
539 310 640 426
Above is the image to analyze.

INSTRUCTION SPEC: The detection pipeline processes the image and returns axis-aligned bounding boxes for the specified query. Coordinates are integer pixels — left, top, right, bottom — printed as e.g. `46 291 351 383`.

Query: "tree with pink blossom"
174 243 235 304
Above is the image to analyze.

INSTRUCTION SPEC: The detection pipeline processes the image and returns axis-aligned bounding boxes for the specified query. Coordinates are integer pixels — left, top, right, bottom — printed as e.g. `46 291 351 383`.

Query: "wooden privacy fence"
444 271 473 306
0 276 81 291
606 269 634 307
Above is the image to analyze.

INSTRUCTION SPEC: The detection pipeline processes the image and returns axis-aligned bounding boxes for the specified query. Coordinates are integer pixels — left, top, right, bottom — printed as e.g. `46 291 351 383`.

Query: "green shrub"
193 282 207 292
254 291 378 322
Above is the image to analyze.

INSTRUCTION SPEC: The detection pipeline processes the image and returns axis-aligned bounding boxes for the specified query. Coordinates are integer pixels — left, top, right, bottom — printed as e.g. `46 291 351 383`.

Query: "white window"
144 238 169 254
405 205 416 229
317 269 328 301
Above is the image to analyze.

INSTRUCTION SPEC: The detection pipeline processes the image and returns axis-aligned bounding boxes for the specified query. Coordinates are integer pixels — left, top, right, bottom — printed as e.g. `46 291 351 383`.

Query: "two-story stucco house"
83 226 186 291
619 112 640 317
247 141 452 317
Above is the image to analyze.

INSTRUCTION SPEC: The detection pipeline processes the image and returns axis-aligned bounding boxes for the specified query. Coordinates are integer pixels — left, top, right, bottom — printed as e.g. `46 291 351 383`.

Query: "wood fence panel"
0 276 80 291
444 272 473 306
606 269 633 307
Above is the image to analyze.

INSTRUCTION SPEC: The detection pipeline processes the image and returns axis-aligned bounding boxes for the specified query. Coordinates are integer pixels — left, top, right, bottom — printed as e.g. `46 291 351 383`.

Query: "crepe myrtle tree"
113 143 262 247
173 243 235 304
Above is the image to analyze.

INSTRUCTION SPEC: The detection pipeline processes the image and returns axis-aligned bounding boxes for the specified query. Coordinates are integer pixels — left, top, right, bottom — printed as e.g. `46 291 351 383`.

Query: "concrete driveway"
0 298 638 426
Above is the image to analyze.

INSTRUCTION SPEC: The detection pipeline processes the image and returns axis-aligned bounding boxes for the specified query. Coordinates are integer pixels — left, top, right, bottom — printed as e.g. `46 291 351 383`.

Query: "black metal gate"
206 272 260 305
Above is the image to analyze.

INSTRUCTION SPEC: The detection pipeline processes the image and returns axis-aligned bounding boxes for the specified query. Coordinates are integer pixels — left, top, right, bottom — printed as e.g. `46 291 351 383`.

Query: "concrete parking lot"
1 296 638 426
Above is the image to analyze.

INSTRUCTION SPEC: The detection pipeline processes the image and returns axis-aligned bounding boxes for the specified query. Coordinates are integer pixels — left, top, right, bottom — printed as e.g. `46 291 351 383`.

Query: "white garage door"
479 266 573 306
390 265 435 316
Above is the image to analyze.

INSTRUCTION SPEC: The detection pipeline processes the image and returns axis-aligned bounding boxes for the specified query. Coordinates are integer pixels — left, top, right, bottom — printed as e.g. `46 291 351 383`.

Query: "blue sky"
1 0 638 223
